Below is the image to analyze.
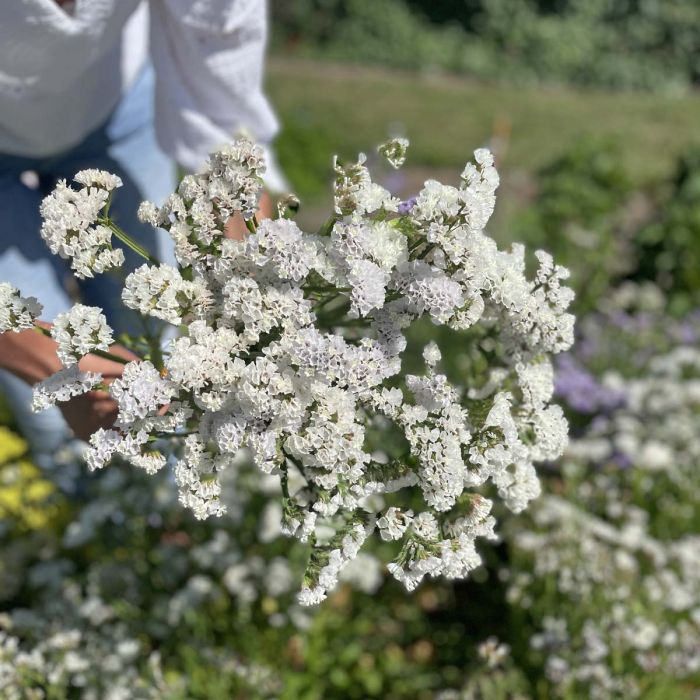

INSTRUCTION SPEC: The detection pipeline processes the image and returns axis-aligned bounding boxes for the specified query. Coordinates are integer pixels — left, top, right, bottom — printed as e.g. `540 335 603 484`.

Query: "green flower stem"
152 431 196 439
149 339 164 372
317 215 338 237
245 215 259 234
417 242 437 259
90 348 132 365
280 463 291 500
137 314 165 372
312 293 343 312
103 220 161 266
304 285 350 293
284 449 311 486
104 191 114 218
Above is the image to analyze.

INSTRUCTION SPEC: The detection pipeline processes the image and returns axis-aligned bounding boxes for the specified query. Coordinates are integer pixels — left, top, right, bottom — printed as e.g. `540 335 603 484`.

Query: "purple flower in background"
398 196 417 215
677 321 698 344
610 451 633 469
555 355 625 414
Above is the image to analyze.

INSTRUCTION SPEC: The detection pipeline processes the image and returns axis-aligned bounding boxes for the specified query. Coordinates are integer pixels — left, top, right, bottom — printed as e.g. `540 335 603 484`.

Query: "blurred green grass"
268 57 700 197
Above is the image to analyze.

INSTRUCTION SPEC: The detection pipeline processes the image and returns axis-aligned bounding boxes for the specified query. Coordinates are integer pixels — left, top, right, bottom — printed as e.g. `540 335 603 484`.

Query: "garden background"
2 1 700 698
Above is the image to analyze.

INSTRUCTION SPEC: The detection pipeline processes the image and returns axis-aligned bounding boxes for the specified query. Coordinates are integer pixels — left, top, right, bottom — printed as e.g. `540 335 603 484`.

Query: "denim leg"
0 172 73 466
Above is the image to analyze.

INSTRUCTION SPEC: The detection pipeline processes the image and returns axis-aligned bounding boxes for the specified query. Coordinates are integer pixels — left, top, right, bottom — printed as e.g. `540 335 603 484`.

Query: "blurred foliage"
511 138 636 314
272 0 466 74
634 147 700 315
271 0 700 91
274 111 337 202
0 439 512 699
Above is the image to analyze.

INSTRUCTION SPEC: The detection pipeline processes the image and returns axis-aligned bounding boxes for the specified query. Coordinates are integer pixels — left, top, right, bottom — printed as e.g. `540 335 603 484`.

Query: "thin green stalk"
304 285 350 294
280 463 291 500
312 292 343 312
104 220 160 265
245 215 259 234
152 431 196 439
317 215 338 237
90 348 132 365
417 242 437 259
138 314 165 371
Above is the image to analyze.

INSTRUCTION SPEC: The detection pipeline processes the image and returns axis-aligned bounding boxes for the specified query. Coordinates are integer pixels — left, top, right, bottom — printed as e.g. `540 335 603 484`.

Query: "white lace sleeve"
149 0 287 190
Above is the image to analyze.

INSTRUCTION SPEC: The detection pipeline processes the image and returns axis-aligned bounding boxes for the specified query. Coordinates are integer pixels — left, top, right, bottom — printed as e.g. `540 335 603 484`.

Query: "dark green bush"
271 0 700 91
634 146 700 313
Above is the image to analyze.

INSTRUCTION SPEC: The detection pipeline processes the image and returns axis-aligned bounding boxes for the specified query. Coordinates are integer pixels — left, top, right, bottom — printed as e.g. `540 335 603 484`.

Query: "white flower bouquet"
1 136 574 605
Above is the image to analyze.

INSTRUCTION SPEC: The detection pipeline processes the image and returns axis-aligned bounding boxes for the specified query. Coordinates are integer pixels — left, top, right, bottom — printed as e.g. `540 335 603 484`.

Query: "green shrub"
635 146 700 313
511 138 635 313
271 0 700 91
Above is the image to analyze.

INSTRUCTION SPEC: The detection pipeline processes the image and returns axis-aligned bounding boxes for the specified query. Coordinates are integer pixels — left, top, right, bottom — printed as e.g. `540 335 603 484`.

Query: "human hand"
224 191 273 240
58 345 140 442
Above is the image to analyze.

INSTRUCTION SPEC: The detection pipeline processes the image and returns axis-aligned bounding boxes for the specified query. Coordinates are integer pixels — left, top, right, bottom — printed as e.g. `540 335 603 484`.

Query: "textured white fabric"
0 0 285 189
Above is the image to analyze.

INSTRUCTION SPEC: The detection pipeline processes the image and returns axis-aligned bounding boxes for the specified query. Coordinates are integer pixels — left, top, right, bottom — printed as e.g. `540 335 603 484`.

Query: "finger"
224 213 247 240
79 357 132 378
107 344 141 362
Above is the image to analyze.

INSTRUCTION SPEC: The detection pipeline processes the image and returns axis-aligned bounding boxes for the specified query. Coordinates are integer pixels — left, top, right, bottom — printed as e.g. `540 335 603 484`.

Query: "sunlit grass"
268 57 700 193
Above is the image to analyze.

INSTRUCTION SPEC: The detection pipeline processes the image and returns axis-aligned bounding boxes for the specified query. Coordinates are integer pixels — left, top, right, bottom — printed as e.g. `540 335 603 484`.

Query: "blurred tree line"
271 0 700 91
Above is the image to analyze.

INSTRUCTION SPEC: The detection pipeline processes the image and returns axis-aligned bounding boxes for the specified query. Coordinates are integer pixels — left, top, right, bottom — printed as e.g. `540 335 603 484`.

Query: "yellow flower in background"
0 425 26 463
0 426 57 530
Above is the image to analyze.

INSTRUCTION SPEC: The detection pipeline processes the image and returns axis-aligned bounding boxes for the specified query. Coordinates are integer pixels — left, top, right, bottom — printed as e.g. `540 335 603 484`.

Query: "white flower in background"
507 318 700 698
422 341 442 367
51 304 113 366
0 283 42 332
477 636 511 669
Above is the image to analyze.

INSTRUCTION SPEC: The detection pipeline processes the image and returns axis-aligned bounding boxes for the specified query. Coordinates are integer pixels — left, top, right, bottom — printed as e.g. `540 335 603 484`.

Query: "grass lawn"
267 56 700 207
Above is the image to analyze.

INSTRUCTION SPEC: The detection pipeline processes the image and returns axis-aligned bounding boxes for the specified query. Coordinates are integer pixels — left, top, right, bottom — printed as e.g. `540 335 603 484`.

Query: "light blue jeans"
0 67 176 471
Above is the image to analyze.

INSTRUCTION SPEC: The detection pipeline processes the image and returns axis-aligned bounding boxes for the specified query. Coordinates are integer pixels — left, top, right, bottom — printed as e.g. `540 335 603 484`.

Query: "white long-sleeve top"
0 0 285 187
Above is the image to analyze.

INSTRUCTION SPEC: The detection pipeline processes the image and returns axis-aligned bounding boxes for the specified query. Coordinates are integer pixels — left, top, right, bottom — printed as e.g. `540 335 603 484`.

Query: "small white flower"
51 304 113 366
423 341 442 368
377 137 410 169
110 361 174 426
377 507 414 541
122 264 212 325
0 283 42 332
73 169 123 192
32 366 102 412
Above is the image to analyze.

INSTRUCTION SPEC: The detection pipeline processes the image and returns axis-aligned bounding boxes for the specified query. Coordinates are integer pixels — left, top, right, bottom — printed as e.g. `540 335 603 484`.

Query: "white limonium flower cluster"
0 283 43 333
40 169 125 279
12 136 574 606
50 304 114 367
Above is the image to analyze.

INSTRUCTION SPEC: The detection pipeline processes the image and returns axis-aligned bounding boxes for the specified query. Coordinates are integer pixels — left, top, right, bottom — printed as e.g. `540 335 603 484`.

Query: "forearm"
0 326 62 385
